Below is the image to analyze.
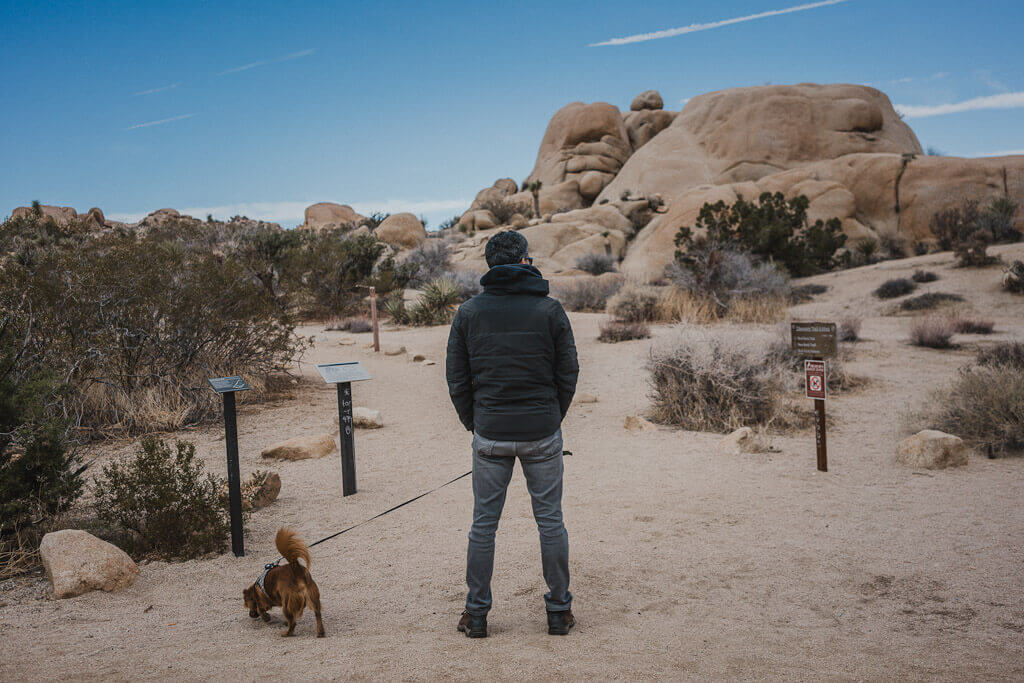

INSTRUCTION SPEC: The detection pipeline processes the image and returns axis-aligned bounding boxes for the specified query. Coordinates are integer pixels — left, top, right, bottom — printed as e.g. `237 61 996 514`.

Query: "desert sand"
2 244 1023 681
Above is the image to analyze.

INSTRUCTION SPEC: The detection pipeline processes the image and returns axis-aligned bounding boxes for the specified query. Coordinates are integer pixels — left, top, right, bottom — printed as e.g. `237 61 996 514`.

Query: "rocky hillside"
453 83 1024 281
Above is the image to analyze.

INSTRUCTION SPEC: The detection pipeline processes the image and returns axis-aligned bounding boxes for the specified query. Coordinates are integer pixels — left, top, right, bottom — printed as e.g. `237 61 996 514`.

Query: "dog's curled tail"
275 527 312 572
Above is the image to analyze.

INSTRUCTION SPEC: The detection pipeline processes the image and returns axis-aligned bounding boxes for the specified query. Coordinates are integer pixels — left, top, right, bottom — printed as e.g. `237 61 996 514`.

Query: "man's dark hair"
485 231 529 267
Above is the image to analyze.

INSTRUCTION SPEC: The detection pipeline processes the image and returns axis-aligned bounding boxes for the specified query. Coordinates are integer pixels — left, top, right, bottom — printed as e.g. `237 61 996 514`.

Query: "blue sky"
2 0 1022 228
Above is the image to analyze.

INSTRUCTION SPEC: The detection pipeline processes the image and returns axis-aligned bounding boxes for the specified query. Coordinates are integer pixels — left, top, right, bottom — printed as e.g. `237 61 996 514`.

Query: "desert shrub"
656 289 786 324
409 277 461 326
909 316 956 349
918 357 1024 455
673 192 846 278
598 320 650 343
551 277 623 312
576 253 617 276
93 438 230 559
0 219 306 436
302 231 411 316
665 247 790 313
911 269 939 283
607 284 662 322
406 240 451 287
360 212 390 229
478 197 533 224
977 342 1024 370
1004 260 1024 294
347 317 373 333
899 292 965 311
880 234 906 259
766 331 852 391
438 215 461 232
931 198 1019 267
874 278 917 299
790 283 828 303
853 238 879 263
382 291 410 325
951 316 994 334
648 328 785 431
839 317 862 342
444 270 482 300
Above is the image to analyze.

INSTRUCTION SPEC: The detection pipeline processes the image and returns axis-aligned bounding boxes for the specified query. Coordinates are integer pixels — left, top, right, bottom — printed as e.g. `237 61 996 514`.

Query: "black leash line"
262 469 473 569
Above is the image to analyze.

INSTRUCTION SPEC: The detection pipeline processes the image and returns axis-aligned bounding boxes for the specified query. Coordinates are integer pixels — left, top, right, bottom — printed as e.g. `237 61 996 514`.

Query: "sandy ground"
2 245 1023 681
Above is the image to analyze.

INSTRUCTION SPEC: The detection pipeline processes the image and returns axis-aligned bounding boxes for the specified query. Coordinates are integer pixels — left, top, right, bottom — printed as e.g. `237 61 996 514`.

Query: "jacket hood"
479 264 549 296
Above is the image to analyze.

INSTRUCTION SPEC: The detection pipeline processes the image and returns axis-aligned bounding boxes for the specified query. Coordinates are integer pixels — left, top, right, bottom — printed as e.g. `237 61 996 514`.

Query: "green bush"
93 438 230 559
930 198 1019 267
409 277 461 326
673 192 846 278
382 291 410 325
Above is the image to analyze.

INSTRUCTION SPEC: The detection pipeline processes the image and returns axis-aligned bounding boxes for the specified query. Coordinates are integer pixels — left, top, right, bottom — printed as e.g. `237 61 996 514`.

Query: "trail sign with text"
790 322 837 358
208 376 250 557
316 362 372 496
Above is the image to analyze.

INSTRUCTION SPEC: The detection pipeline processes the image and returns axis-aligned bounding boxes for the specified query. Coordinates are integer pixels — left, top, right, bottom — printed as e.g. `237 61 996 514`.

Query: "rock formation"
303 202 366 231
375 212 427 249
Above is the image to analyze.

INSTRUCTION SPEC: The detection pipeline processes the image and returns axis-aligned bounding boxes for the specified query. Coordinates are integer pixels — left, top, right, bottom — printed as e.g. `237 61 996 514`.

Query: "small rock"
339 338 356 346
896 430 968 469
624 415 657 433
39 530 139 600
384 345 407 356
261 433 336 460
717 427 753 456
410 352 426 362
422 359 437 366
353 407 384 429
249 472 281 509
575 393 598 404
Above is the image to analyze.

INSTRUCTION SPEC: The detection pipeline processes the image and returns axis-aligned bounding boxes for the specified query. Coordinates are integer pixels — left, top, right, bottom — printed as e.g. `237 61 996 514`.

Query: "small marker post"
316 362 372 496
369 286 380 353
792 322 836 473
208 376 251 556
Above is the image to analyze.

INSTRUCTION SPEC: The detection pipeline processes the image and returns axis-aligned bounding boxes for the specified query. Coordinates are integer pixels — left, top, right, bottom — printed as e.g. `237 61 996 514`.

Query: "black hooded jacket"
445 264 579 441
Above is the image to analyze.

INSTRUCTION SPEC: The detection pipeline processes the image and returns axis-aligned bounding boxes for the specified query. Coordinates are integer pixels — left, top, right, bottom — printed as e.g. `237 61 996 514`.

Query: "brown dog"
243 528 325 637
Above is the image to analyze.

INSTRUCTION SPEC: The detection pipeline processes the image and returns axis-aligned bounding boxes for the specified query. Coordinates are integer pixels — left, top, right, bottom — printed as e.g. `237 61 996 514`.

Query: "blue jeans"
465 429 572 615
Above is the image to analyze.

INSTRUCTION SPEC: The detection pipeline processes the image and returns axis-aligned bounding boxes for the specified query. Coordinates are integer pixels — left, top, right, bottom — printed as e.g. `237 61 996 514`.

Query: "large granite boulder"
304 202 366 231
896 430 968 469
11 204 79 226
39 530 139 599
375 212 427 249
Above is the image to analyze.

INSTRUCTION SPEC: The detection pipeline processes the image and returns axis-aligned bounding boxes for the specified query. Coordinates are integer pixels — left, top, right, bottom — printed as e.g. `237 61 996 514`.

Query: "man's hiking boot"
458 610 487 638
547 609 575 635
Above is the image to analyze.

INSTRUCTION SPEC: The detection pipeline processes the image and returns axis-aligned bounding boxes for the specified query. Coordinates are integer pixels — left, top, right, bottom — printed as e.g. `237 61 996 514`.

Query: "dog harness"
255 561 279 598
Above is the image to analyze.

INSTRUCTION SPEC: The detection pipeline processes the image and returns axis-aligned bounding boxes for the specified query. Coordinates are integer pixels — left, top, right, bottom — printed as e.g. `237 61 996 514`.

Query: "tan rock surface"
261 433 336 460
375 213 427 249
39 530 139 600
896 430 968 469
304 202 366 231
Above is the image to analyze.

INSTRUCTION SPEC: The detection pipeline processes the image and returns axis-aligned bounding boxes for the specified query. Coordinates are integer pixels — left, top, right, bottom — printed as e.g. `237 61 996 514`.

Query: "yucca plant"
382 291 410 325
409 277 461 326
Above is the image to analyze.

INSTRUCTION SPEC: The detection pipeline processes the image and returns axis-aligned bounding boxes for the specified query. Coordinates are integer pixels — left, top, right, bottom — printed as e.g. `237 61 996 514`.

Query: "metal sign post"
369 286 380 353
208 376 251 556
791 323 837 473
315 362 372 496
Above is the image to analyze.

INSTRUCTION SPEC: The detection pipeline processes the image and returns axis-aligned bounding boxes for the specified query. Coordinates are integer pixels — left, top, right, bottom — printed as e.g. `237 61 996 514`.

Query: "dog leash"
261 469 473 571
259 450 574 572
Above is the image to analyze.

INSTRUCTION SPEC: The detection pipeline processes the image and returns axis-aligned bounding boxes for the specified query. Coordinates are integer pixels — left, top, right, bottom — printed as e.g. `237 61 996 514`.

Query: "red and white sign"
805 360 827 400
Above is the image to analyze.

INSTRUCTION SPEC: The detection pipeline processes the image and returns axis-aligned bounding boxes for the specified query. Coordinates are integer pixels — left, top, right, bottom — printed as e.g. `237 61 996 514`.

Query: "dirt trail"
2 245 1023 680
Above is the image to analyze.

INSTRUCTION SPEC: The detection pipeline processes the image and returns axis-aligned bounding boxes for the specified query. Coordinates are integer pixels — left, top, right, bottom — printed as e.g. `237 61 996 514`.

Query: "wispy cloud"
589 0 849 46
133 82 181 97
974 149 1024 157
974 69 1009 93
125 113 197 130
896 91 1024 118
108 198 470 225
218 48 316 76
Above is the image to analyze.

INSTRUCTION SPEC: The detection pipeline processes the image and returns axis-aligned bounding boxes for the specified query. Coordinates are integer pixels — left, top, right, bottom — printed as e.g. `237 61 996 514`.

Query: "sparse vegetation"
853 237 879 264
648 328 786 431
917 342 1024 455
909 316 956 349
1004 260 1024 293
551 277 623 312
931 198 1020 267
576 253 617 276
880 234 906 259
606 284 661 322
874 278 917 299
790 283 828 303
382 291 410 325
525 180 543 217
899 292 965 311
93 438 231 560
478 197 533 224
598 320 650 343
951 315 994 335
405 240 451 287
912 269 939 283
839 317 862 342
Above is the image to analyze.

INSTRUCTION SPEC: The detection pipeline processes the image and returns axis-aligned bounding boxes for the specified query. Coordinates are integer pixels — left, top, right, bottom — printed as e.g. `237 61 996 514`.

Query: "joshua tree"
31 199 42 217
526 180 543 217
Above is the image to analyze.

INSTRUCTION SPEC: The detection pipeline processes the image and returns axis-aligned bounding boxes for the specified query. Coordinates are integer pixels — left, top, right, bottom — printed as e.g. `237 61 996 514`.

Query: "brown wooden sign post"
791 322 837 472
369 286 380 353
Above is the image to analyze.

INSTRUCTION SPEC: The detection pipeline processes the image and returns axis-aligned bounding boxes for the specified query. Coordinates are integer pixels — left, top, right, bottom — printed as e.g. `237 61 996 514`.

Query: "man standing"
446 231 579 638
